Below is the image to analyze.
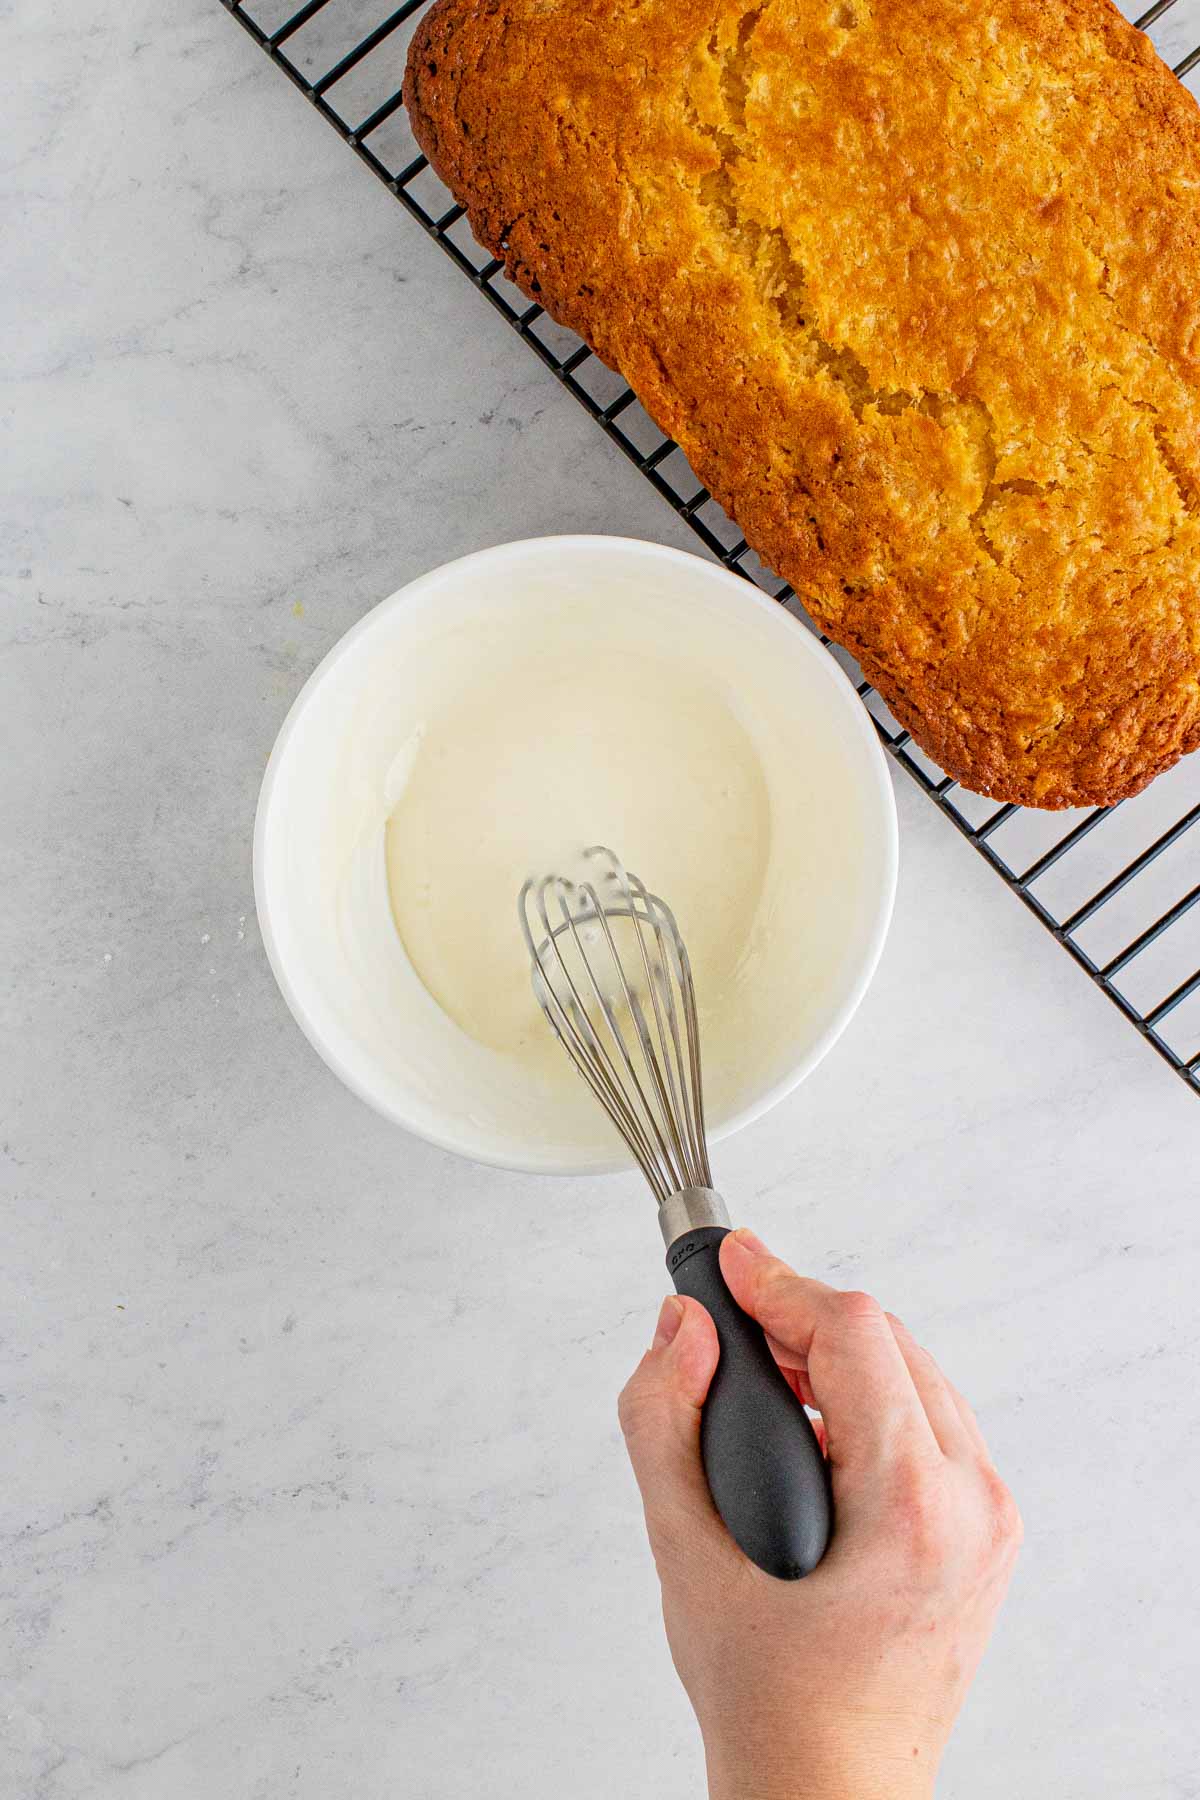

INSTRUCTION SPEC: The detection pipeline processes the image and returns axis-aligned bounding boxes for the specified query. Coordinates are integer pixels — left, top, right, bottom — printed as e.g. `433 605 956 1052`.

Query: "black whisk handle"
666 1225 832 1580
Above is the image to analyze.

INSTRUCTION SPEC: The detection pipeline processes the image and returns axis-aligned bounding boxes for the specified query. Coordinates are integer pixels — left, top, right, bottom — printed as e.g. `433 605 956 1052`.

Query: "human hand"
618 1230 1021 1800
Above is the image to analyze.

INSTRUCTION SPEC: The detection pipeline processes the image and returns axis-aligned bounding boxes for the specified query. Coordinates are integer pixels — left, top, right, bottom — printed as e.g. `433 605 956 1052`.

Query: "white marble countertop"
5 3 1200 1795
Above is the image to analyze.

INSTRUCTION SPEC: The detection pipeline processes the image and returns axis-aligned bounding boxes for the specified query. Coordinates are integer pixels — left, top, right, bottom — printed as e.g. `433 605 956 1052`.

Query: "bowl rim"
254 532 899 1173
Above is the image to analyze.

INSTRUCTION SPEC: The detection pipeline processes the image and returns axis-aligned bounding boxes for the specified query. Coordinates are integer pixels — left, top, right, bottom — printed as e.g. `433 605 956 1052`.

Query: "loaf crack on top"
682 15 1014 575
405 0 1200 806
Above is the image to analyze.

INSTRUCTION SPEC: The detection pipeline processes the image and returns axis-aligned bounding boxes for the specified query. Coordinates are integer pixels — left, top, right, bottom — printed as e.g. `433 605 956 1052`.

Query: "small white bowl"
254 535 897 1172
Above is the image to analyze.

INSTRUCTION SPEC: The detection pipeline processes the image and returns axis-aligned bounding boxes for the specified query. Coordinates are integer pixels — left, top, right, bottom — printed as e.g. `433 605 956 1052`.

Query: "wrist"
707 1761 935 1800
704 1724 939 1800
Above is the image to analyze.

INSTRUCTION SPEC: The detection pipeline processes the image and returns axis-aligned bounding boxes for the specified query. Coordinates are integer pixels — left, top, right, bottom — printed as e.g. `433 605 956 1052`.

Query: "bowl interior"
255 536 897 1172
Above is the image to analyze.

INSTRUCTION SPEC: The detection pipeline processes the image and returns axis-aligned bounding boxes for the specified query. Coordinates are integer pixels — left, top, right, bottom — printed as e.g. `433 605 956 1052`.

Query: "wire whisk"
518 846 711 1204
517 843 832 1579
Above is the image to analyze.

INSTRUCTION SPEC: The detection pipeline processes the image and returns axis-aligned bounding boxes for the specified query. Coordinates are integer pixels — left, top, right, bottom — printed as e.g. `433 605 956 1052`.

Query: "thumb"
617 1296 734 1576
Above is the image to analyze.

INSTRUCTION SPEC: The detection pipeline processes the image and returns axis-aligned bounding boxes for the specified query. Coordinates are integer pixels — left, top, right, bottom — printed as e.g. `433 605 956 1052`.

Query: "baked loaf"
405 0 1200 806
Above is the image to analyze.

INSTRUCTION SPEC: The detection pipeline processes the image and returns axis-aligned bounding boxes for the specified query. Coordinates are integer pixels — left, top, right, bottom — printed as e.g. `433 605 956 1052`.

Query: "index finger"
719 1230 938 1473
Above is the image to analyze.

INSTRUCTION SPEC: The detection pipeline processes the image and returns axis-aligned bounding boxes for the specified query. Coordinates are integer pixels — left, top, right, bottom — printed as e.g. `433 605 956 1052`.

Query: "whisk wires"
519 847 712 1204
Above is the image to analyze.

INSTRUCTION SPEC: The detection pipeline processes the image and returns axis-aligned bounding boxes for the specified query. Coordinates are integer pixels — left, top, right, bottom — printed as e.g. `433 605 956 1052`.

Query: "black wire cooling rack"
222 0 1200 1095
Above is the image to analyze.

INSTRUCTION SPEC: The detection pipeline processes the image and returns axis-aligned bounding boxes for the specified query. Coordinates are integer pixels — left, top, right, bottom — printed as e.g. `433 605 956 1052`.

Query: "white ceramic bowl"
254 535 897 1172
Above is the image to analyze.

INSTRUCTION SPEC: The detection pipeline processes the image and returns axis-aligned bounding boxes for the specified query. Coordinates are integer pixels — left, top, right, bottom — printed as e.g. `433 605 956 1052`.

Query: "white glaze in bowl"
254 536 898 1172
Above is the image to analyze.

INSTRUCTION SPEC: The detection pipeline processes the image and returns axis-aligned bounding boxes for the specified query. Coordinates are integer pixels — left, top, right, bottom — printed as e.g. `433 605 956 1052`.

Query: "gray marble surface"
4 2 1200 1795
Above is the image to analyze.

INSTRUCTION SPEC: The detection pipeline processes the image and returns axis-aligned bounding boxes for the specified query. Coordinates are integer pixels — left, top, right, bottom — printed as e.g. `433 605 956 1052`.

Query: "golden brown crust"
404 0 1200 807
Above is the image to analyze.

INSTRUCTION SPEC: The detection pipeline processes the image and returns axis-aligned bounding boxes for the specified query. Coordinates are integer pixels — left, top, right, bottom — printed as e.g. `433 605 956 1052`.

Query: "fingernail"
730 1228 769 1257
652 1296 684 1348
